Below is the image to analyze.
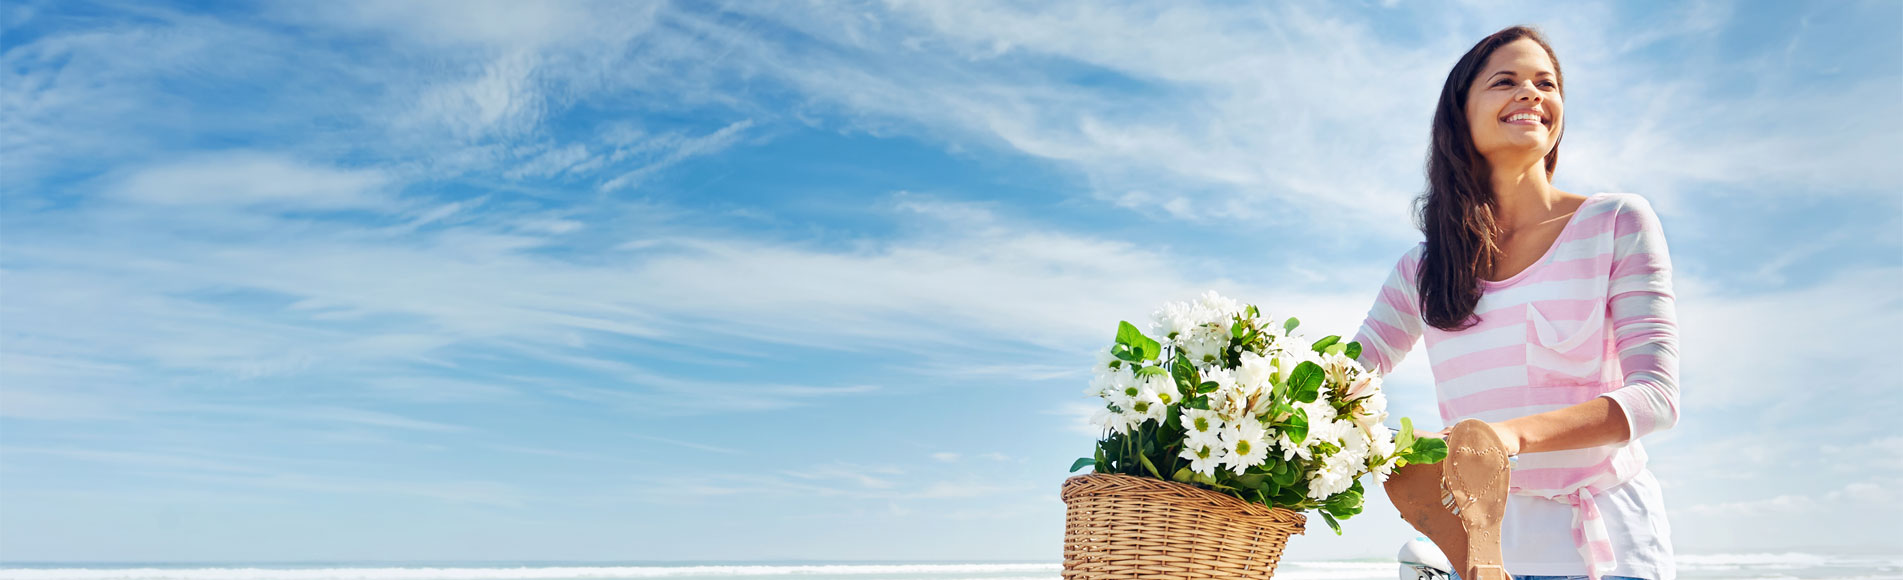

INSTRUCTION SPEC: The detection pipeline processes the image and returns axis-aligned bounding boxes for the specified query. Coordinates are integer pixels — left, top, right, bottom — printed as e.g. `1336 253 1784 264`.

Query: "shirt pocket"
1524 294 1612 388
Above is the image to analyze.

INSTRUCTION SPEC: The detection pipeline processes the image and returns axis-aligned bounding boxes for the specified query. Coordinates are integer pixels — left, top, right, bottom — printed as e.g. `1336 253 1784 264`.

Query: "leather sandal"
1384 459 1471 573
1443 418 1512 580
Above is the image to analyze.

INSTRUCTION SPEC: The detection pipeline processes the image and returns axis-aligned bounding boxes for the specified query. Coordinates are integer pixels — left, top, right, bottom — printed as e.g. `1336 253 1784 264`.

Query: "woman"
1351 26 1681 580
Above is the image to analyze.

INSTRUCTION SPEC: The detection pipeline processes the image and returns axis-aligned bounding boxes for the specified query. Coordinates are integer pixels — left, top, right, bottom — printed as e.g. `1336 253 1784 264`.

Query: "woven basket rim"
1061 472 1308 529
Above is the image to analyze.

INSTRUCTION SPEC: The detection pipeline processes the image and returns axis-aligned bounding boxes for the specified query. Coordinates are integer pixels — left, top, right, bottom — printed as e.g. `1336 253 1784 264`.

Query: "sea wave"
1678 552 1903 571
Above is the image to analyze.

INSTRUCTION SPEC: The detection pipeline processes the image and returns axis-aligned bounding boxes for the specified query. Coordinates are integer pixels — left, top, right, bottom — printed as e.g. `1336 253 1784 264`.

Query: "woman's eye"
1539 81 1558 88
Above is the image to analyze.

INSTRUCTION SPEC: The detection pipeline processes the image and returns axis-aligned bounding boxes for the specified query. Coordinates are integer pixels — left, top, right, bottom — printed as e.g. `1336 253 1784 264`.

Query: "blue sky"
2 0 1899 563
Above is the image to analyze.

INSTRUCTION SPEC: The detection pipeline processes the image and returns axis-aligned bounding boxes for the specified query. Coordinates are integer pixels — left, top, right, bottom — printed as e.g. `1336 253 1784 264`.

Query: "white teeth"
1506 113 1542 123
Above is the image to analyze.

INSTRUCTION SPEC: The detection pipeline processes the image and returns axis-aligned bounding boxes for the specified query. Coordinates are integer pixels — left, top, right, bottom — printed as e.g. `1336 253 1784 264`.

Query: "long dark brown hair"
1415 25 1565 331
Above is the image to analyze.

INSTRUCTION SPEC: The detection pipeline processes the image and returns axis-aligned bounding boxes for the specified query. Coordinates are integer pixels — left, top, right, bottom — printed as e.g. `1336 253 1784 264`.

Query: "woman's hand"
1420 423 1524 456
1487 422 1523 456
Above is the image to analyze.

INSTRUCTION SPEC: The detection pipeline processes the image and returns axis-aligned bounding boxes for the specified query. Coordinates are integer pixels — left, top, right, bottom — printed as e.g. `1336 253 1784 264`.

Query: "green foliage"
1171 355 1201 396
1283 407 1309 445
1319 511 1342 535
1403 437 1449 465
1287 361 1323 403
1136 450 1163 479
1078 313 1437 535
1114 321 1162 362
1395 417 1418 456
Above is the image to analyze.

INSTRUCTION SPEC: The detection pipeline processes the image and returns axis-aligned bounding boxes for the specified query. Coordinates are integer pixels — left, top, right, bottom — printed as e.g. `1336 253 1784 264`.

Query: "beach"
3 555 1900 580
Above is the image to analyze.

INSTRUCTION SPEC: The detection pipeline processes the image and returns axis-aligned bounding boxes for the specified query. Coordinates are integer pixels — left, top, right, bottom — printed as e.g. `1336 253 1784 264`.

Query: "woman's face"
1464 38 1563 167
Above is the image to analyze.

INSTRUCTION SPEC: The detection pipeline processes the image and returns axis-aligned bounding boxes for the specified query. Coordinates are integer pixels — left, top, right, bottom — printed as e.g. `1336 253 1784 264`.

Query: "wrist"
1491 421 1525 456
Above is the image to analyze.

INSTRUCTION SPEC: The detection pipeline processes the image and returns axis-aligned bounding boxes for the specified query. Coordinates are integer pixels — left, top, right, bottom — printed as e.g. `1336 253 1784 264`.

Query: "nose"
1515 82 1543 103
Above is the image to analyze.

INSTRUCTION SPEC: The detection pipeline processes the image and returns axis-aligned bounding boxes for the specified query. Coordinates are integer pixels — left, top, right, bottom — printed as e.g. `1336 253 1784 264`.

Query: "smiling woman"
1354 25 1682 580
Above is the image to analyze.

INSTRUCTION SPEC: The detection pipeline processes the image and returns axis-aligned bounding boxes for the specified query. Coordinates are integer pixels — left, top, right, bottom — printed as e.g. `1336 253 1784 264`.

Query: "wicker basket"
1060 473 1307 579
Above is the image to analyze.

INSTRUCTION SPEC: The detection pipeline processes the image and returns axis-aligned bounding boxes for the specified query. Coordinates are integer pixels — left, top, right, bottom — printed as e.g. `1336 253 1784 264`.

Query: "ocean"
2 555 1899 580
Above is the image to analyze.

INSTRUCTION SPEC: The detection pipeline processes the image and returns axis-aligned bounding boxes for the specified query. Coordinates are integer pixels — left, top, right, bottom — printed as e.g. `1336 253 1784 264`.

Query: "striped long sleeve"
1597 196 1682 440
1352 244 1426 375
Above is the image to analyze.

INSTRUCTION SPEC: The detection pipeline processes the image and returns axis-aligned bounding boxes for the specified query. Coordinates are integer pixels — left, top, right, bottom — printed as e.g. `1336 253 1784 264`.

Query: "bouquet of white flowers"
1070 291 1446 533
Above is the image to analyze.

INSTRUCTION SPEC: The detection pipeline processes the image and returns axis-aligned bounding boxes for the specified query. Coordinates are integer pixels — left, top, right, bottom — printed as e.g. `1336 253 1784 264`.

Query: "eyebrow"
1488 70 1557 81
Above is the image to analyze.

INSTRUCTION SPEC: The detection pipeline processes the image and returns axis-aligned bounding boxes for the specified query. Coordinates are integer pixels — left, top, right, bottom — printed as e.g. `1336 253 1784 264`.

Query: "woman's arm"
1352 243 1427 375
1496 195 1682 454
1493 397 1629 455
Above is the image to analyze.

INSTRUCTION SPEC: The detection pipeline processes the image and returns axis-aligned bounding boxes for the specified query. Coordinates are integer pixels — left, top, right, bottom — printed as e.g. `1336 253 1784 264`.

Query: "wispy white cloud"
2 0 1895 561
600 120 756 192
106 152 396 210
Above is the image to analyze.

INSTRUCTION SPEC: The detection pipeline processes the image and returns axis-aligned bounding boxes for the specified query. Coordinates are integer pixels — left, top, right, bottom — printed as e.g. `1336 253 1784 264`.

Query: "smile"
1501 110 1548 126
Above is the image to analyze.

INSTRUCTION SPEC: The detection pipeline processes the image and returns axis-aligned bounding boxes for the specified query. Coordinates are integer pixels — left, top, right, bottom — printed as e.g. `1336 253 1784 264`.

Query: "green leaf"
1117 321 1162 361
1395 417 1418 455
1284 408 1309 446
1115 320 1143 347
1246 305 1260 318
1094 445 1108 472
1344 341 1363 361
1231 320 1246 338
1197 381 1220 394
1275 484 1306 505
1320 511 1342 535
1404 437 1450 464
1070 458 1096 473
1137 451 1163 479
1288 361 1324 403
1233 474 1267 490
1310 335 1341 353
1135 365 1168 378
1110 343 1140 362
1172 467 1198 483
1324 342 1345 356
1275 469 1298 490
1324 487 1363 516
1283 317 1300 333
1171 355 1201 394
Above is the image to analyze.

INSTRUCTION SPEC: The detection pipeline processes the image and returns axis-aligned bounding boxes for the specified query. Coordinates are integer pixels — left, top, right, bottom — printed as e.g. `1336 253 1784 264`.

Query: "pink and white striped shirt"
1353 192 1681 580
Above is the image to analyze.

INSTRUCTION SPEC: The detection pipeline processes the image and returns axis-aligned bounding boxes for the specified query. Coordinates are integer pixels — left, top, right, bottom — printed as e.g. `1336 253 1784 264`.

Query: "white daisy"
1177 409 1220 449
1093 406 1138 435
1180 438 1224 477
1222 419 1271 475
1093 345 1123 376
1182 327 1227 365
1140 371 1183 408
1084 366 1128 399
1128 390 1166 426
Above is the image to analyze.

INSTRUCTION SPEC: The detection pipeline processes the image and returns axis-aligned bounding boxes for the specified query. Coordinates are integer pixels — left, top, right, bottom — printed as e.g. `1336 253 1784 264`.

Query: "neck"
1489 162 1559 231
